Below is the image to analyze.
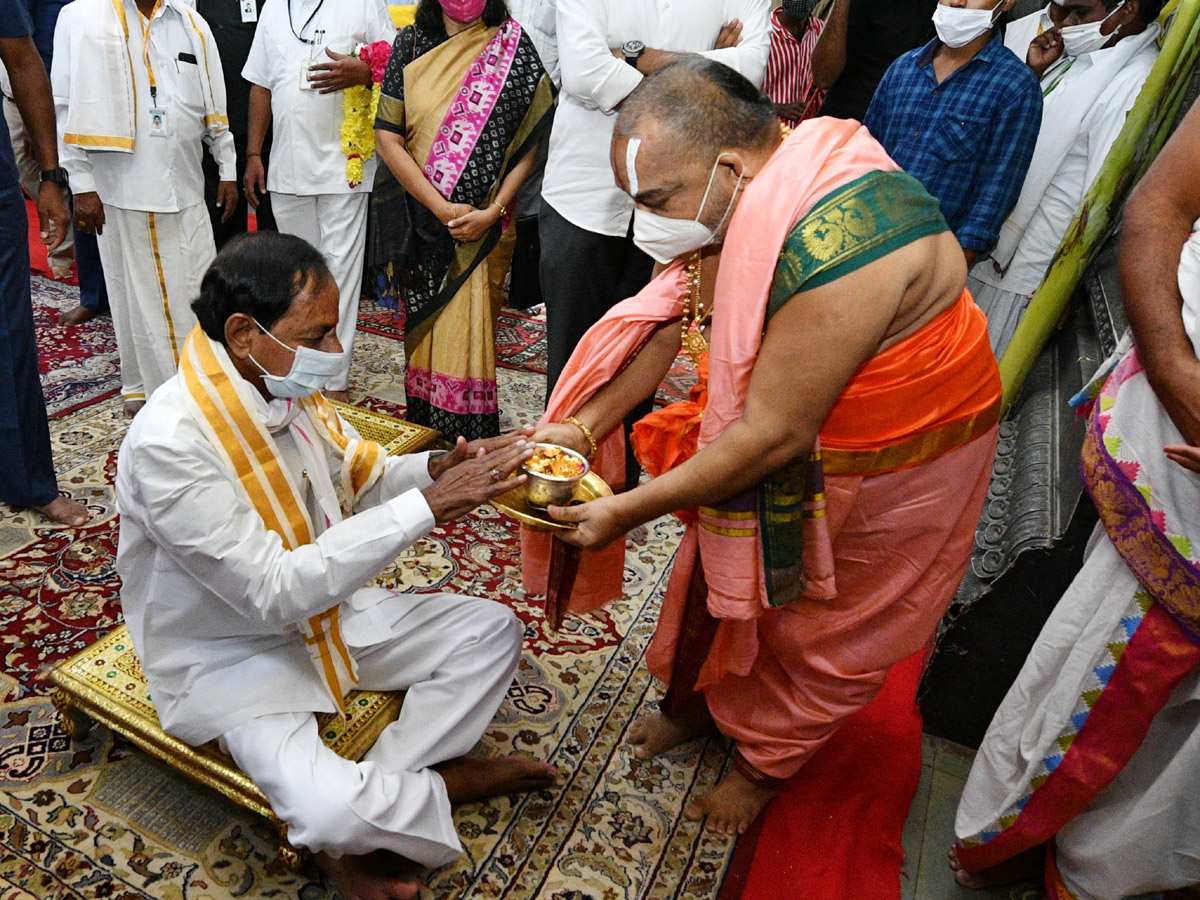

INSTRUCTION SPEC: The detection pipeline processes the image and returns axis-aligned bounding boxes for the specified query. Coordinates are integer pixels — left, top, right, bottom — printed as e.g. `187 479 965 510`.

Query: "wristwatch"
40 167 69 186
622 39 645 68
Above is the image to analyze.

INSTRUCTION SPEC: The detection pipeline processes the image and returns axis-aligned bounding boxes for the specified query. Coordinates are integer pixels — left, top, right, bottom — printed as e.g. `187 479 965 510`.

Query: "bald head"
614 58 780 170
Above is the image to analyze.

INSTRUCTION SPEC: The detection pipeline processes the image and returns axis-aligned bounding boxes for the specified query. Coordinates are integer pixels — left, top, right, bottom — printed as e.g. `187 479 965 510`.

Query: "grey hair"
614 57 780 164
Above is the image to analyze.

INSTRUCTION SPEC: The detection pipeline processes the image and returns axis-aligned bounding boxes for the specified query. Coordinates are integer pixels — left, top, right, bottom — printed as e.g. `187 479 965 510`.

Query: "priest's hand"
421 441 534 524
73 191 105 236
216 180 239 223
548 494 631 550
427 426 536 480
37 181 70 252
309 49 373 94
531 422 590 459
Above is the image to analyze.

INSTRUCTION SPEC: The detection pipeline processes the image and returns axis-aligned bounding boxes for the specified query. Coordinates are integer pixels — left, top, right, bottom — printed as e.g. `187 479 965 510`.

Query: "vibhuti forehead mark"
626 137 642 196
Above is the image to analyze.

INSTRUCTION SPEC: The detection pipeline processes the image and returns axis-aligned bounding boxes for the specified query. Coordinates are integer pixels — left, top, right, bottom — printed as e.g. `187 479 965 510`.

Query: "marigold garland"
340 42 390 188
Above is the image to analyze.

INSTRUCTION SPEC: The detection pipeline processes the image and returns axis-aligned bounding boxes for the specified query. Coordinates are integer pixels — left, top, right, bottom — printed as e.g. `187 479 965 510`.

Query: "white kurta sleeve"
240 0 276 88
699 0 771 87
196 16 237 181
51 10 95 195
557 0 642 113
353 451 436 512
131 436 435 629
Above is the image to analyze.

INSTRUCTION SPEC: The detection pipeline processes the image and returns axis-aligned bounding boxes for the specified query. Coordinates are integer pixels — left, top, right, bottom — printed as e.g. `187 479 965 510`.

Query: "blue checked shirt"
863 31 1042 254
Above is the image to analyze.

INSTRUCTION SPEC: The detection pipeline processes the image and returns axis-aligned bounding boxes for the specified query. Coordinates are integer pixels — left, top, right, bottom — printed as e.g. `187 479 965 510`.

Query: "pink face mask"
439 0 487 23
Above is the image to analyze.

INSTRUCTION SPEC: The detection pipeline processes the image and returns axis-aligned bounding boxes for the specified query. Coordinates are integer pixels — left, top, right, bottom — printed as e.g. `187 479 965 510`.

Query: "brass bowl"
522 443 590 509
491 470 613 533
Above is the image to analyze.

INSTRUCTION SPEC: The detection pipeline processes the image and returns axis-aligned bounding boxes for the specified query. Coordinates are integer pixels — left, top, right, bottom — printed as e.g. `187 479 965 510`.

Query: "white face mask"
1059 0 1126 57
630 146 745 265
932 2 1003 49
248 318 343 398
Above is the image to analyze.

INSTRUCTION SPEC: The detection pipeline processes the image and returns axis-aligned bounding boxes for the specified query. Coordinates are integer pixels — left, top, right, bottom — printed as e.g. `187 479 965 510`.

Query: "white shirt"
508 0 560 86
115 374 437 745
975 30 1158 297
542 0 771 237
52 0 236 210
241 0 395 196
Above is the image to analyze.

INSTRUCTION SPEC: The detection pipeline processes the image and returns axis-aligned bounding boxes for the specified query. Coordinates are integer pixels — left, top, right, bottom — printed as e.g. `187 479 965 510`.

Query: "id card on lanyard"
241 0 258 23
141 2 169 136
289 0 327 91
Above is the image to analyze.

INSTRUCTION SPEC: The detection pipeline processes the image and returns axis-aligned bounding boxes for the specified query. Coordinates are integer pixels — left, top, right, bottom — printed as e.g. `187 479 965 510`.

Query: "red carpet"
25 196 75 282
721 652 926 900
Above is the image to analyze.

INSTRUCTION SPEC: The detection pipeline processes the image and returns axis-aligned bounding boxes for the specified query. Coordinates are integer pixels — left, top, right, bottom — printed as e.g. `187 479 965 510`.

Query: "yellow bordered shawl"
178 326 387 715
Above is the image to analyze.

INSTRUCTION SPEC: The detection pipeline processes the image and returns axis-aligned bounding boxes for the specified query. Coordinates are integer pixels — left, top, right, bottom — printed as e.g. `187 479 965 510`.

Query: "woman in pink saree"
374 0 554 440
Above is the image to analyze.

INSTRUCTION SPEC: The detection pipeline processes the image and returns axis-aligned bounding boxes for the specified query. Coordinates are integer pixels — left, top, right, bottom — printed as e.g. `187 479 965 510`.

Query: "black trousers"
203 131 276 251
539 200 656 489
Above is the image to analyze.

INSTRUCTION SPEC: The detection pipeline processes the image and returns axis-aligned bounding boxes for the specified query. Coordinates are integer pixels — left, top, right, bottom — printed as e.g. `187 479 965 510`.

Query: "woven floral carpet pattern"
0 284 740 900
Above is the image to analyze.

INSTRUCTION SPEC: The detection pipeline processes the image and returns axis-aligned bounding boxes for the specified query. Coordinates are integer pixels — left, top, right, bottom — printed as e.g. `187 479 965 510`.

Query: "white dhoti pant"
95 203 212 402
271 192 368 392
956 527 1200 900
967 273 1031 360
218 591 523 868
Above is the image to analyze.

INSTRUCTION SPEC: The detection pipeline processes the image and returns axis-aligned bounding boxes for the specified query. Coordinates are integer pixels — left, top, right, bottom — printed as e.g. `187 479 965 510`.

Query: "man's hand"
1165 443 1200 475
421 440 535 524
37 181 70 252
531 422 590 459
308 49 373 94
774 101 806 123
1027 30 1064 80
427 426 536 480
548 494 630 550
716 19 743 49
448 206 501 243
216 180 239 223
244 155 266 209
73 191 105 235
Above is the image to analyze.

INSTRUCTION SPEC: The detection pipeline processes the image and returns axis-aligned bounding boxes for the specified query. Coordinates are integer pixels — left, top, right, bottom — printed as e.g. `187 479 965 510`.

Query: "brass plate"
490 471 613 533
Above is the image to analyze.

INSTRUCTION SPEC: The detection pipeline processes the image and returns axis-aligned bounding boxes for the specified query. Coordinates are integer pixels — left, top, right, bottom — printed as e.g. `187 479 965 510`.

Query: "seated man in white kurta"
114 232 556 900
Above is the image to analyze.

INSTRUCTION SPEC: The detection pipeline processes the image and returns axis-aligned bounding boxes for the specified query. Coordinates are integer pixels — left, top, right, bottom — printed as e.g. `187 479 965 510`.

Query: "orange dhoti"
643 290 1000 780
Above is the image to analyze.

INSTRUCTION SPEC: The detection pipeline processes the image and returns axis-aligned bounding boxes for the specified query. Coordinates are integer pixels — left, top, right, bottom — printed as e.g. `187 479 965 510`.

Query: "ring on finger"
490 468 500 481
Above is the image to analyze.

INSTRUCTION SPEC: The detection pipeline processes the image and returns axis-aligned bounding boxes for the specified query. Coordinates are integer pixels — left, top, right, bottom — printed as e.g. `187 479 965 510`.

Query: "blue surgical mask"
248 318 343 399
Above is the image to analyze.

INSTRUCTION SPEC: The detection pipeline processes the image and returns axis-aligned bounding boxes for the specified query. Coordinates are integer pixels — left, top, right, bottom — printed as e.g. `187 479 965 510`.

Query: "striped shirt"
762 6 825 125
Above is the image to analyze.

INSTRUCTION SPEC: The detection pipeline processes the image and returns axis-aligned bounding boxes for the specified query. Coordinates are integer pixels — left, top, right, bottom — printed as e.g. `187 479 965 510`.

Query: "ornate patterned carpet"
0 278 739 900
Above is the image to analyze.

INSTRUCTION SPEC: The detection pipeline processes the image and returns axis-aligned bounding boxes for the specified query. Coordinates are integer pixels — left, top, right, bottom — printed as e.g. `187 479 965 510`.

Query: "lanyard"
1042 57 1076 98
287 0 325 44
139 1 162 104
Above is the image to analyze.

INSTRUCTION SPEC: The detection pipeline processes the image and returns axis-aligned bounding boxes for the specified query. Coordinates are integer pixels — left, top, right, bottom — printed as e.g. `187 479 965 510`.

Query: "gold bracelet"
564 416 597 460
491 200 508 217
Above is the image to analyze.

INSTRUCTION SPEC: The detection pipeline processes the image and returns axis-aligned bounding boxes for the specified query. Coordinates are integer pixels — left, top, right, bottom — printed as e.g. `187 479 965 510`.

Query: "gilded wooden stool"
48 403 438 867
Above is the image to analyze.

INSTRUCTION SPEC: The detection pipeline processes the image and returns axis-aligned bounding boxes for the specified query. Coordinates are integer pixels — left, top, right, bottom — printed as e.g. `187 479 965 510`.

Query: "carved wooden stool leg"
274 821 309 872
51 689 94 741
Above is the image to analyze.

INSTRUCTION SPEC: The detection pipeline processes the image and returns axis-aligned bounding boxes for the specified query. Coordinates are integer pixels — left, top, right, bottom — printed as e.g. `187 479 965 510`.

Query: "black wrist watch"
40 167 69 186
622 40 645 68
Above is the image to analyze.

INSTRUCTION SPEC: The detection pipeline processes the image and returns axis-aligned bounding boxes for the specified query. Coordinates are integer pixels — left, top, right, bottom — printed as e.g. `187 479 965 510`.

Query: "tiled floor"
901 736 1045 900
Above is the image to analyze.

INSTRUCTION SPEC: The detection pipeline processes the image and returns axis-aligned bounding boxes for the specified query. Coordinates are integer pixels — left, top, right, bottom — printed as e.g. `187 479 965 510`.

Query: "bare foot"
684 767 780 835
948 844 1044 889
325 390 351 404
628 704 714 761
434 754 558 804
50 264 74 281
123 399 146 419
315 851 419 900
58 304 95 326
34 495 91 527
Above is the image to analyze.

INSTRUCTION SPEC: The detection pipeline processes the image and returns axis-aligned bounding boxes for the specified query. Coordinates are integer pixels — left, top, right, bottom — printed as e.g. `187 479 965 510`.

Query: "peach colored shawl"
522 118 897 617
